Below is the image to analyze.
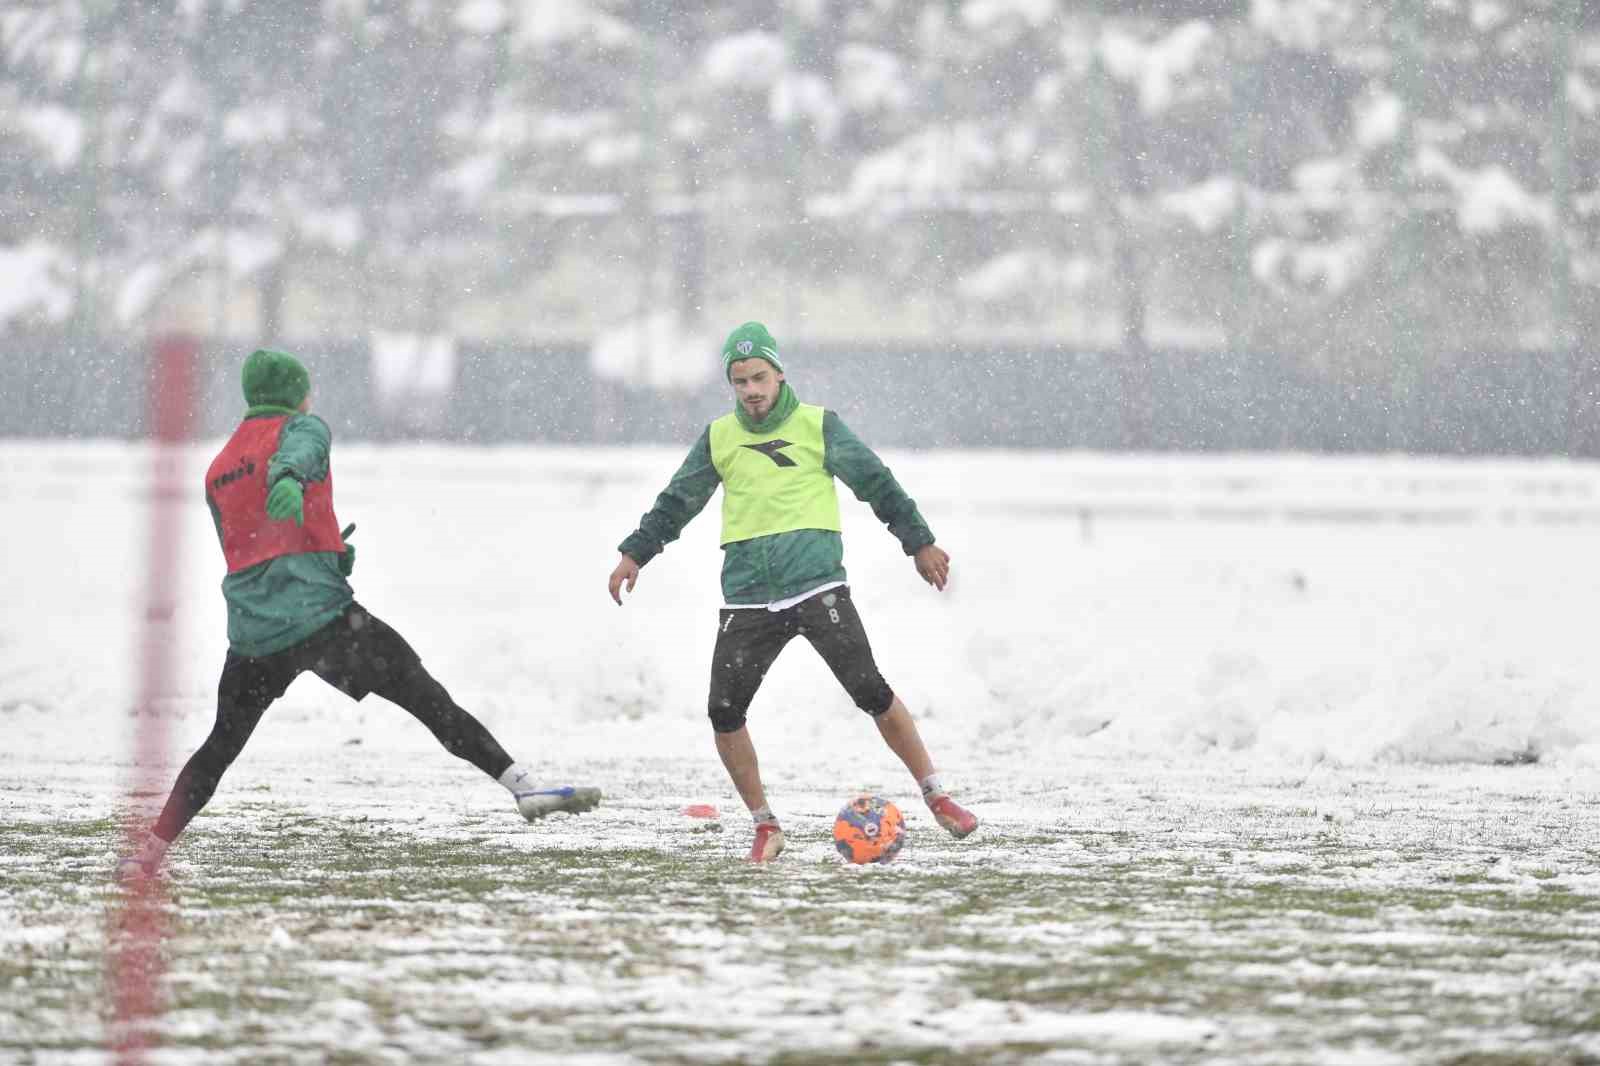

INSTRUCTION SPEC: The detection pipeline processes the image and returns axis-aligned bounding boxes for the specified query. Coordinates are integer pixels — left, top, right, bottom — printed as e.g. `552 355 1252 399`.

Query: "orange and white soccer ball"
833 794 907 864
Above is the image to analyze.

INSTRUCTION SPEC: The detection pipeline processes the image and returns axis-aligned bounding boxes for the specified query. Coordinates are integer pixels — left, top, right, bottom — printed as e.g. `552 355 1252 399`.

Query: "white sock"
133 833 170 869
498 763 536 796
919 774 947 803
750 804 778 826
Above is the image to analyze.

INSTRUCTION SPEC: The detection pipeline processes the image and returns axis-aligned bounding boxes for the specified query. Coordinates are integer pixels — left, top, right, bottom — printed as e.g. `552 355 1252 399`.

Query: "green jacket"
207 410 353 657
619 408 934 605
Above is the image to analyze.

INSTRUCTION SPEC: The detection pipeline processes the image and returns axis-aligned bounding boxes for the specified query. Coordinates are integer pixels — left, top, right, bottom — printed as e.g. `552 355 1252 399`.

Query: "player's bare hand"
914 544 950 591
608 554 640 605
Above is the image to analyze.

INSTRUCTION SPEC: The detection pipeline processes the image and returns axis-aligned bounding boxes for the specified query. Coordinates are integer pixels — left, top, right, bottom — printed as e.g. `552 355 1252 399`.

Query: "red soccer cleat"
748 822 786 863
928 795 978 839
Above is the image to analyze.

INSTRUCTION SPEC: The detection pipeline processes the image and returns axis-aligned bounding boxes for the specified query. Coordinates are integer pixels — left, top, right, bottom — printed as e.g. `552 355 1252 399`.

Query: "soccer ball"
833 794 906 864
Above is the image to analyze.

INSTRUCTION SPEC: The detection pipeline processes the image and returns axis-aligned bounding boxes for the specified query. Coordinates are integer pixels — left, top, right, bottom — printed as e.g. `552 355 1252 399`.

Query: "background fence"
6 335 1597 456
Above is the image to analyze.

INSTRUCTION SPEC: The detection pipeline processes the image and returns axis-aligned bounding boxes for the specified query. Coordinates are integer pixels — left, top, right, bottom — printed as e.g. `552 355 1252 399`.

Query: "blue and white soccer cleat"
515 785 603 822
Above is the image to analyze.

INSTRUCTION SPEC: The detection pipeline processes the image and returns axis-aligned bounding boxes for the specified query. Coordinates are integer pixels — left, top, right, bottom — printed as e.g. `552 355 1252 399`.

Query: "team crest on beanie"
722 322 783 379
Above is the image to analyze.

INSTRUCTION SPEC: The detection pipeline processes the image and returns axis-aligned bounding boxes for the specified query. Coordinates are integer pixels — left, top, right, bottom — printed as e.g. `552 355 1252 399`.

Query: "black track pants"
153 603 512 842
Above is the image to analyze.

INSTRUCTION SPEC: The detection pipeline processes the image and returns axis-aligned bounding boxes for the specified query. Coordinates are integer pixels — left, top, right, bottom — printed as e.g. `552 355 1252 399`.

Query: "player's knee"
853 678 895 718
708 698 747 734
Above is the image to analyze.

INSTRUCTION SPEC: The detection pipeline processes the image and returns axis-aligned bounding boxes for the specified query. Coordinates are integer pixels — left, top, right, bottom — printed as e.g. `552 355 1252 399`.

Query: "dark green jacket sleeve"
823 410 934 555
618 427 721 566
267 414 332 485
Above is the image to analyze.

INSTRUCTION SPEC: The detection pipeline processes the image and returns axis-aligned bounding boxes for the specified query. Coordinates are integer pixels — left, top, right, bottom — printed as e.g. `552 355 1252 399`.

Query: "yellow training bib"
709 403 842 546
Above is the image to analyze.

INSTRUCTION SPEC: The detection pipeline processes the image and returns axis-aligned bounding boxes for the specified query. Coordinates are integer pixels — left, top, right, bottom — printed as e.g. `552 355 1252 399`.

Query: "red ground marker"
108 334 198 1064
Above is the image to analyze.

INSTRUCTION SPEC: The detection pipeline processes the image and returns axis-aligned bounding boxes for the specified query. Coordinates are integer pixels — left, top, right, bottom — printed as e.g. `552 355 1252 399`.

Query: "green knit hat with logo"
721 321 784 381
241 348 310 410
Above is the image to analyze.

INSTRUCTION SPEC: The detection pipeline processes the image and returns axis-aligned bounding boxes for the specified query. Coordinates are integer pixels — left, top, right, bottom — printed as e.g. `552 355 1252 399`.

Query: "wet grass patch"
5 773 1600 1064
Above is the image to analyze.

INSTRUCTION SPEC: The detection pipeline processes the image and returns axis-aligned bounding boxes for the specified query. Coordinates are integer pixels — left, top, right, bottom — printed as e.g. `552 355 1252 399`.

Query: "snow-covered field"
4 441 1600 1064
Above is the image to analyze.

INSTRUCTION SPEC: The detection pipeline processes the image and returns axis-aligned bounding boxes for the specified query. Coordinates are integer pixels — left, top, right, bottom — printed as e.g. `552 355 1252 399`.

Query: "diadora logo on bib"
210 460 256 492
741 440 797 467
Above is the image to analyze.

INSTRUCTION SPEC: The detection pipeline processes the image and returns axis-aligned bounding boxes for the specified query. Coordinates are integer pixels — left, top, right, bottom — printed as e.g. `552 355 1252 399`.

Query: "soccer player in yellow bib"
607 322 978 862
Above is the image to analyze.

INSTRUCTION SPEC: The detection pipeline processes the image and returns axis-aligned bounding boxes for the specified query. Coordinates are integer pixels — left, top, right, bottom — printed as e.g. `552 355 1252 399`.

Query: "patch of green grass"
6 801 1600 1065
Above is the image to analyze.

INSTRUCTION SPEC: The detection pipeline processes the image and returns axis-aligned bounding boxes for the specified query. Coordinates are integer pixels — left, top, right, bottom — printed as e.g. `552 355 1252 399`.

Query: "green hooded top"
209 350 353 656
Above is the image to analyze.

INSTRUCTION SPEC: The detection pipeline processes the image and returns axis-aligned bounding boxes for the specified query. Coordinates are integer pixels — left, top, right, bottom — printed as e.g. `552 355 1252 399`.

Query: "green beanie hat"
721 322 783 380
241 348 310 409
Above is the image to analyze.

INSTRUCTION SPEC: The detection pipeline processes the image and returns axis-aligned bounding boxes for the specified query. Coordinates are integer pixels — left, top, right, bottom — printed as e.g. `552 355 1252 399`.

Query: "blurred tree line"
3 0 1597 393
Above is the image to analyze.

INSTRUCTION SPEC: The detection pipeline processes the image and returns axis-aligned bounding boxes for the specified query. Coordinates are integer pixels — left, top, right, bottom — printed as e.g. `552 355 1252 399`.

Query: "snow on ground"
3 440 1600 772
3 441 1600 1063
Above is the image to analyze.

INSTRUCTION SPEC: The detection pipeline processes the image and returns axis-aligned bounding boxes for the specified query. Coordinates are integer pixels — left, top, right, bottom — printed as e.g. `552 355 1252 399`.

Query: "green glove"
265 477 304 526
339 523 356 577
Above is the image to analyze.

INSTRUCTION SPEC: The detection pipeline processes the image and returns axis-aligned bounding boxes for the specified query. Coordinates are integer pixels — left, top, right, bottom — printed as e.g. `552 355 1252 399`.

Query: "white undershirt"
723 580 846 613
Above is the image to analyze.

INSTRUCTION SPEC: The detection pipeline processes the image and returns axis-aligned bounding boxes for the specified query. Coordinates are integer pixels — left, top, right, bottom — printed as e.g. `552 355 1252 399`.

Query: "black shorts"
707 586 895 733
220 602 423 709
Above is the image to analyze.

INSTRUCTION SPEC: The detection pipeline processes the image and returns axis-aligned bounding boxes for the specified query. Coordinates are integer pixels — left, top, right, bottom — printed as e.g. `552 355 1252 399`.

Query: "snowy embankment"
3 440 1600 776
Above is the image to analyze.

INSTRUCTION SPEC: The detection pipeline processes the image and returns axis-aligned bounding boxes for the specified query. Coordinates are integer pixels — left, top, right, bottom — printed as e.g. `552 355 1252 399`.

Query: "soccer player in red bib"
607 322 978 862
119 349 600 880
